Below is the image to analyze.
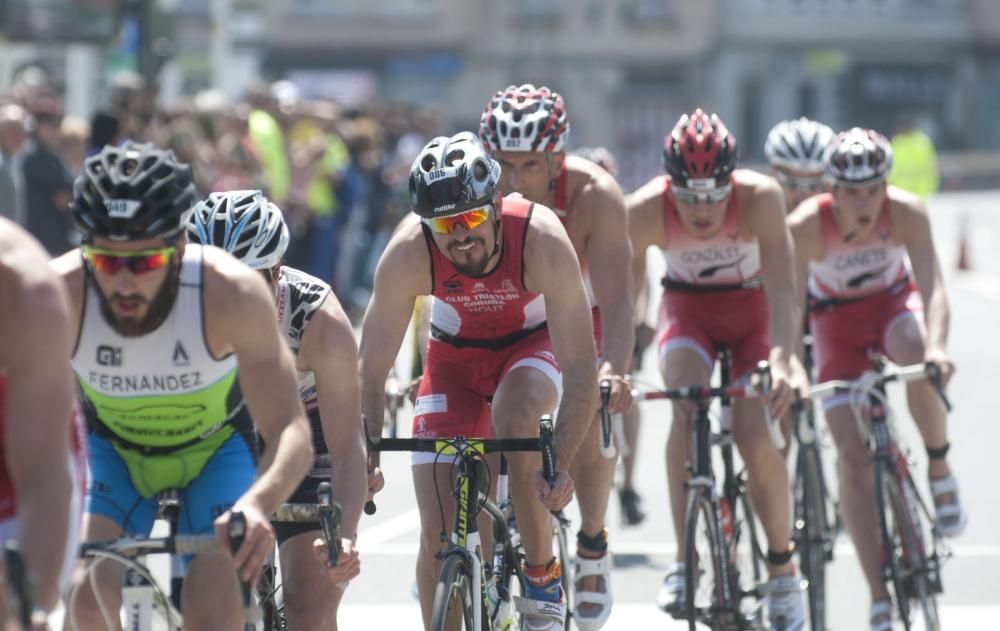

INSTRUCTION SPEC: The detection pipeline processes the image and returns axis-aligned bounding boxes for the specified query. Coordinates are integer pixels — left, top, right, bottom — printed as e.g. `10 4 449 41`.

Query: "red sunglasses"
422 205 493 234
81 245 176 275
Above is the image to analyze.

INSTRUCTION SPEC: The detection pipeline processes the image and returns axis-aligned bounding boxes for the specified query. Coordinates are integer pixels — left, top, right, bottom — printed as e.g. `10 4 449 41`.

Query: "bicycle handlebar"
316 481 342 568
598 380 616 459
368 436 547 454
810 362 952 412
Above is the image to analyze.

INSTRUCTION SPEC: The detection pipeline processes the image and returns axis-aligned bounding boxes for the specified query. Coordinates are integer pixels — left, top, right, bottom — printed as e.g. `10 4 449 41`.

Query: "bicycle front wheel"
684 489 728 631
431 554 477 631
795 444 831 631
877 463 941 631
554 514 574 628
733 487 767 629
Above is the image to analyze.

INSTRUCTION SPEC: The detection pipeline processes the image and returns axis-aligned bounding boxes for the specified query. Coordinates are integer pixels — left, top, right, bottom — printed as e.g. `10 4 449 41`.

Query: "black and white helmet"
71 141 198 242
187 190 289 269
764 117 835 173
824 127 893 185
408 132 502 218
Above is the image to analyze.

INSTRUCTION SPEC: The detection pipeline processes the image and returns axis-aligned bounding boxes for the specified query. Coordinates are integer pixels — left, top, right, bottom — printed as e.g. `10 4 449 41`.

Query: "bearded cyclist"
627 109 805 629
480 85 633 630
360 132 598 631
0 217 83 629
787 128 965 631
765 117 836 212
188 190 366 630
54 142 313 631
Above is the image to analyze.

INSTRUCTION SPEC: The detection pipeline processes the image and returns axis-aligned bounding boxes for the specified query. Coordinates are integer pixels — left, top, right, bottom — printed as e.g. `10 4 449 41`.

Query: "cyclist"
0 217 83 629
765 117 836 213
480 85 633 630
627 109 804 628
53 142 313 631
573 144 647 527
764 117 836 443
360 131 598 631
787 127 965 631
188 190 366 629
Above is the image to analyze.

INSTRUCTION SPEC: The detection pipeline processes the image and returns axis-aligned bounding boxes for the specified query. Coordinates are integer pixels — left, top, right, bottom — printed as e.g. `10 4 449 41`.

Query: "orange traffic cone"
956 210 971 271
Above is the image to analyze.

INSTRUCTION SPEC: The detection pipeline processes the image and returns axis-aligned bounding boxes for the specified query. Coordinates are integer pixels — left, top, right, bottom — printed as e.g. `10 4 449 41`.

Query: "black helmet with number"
71 141 198 241
408 132 502 219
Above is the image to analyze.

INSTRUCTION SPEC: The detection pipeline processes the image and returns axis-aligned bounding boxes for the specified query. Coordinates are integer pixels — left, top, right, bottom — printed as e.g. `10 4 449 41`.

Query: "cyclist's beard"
447 219 502 278
96 262 181 338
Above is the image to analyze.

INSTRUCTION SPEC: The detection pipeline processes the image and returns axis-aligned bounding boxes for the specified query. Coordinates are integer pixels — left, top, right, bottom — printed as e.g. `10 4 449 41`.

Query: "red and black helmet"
479 84 570 153
663 109 738 188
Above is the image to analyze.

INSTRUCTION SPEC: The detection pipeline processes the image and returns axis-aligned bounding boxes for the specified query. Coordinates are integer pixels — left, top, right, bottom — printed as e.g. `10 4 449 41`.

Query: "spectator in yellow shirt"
889 115 939 197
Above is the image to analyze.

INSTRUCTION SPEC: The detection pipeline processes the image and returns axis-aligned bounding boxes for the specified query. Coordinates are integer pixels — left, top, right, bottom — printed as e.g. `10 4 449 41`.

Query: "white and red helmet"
824 127 893 185
479 84 570 153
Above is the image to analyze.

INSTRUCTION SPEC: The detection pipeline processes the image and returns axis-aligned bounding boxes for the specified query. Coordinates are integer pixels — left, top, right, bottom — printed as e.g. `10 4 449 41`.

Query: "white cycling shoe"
655 562 686 617
930 473 968 538
573 551 613 631
870 599 894 631
764 574 806 631
514 595 566 631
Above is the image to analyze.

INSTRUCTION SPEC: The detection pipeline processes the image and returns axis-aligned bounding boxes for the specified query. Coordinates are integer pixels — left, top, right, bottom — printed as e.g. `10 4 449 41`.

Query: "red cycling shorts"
810 280 924 385
411 328 562 465
657 286 769 378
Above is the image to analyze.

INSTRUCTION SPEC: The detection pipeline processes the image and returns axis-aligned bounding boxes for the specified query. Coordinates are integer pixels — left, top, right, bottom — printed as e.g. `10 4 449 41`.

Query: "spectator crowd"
0 70 444 320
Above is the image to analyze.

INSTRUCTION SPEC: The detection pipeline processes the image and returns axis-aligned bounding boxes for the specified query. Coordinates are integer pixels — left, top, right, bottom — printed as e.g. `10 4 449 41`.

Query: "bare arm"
745 180 797 415
898 195 951 363
786 199 824 334
525 210 599 467
300 298 367 540
2 247 75 613
581 178 635 384
359 228 428 442
626 179 667 324
207 258 313 516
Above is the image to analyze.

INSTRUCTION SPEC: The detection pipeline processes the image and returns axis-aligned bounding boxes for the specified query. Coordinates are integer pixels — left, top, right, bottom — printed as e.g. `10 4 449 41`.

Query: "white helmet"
824 127 894 185
764 117 835 173
479 84 570 153
187 190 289 269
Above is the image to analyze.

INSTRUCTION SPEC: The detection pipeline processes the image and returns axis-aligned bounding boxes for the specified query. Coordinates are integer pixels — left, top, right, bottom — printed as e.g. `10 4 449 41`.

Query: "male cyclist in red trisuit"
0 217 83 630
788 128 965 631
360 132 598 631
627 109 805 629
479 86 633 630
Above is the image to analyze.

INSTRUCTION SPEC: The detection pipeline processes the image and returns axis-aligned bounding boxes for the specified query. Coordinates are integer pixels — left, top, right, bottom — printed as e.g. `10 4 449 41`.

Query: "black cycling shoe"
619 488 646 526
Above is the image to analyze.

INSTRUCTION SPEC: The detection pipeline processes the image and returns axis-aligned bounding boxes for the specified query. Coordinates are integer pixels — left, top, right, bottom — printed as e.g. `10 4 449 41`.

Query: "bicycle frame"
635 353 770 628
368 422 556 631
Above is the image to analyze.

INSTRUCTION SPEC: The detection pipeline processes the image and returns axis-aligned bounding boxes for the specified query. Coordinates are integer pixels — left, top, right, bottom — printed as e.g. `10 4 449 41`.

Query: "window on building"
1 0 122 42
511 0 560 24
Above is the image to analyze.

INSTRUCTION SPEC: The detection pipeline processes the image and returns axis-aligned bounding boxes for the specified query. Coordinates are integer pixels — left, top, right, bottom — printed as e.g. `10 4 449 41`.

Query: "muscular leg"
621 403 641 494
64 514 125 631
280 531 345 631
731 398 794 577
490 365 560 567
884 315 952 480
825 403 889 602
660 346 712 562
568 408 615 621
181 549 242 630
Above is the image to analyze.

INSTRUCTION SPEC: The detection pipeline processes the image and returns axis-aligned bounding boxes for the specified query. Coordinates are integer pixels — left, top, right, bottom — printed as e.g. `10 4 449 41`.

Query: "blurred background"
1 0 998 318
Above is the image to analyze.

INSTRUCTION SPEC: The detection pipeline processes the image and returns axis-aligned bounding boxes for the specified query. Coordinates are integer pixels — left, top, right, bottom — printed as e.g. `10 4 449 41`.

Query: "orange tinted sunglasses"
422 205 493 234
81 245 176 275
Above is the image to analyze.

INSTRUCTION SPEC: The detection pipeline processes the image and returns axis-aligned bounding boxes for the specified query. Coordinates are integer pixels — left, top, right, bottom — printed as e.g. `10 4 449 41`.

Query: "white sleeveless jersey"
71 244 244 448
274 266 331 414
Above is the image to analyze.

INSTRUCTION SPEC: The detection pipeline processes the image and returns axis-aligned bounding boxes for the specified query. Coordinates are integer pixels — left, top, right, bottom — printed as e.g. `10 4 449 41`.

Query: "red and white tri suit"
656 176 769 377
807 194 923 397
412 195 562 465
